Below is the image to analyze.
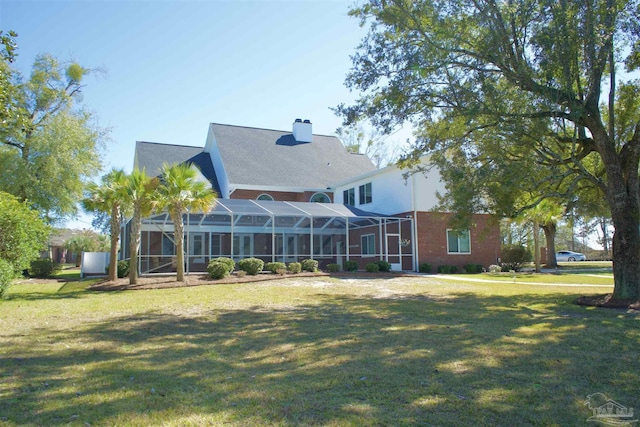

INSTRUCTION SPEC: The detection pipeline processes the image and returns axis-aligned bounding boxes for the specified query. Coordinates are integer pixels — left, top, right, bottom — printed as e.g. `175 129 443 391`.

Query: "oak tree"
339 0 640 301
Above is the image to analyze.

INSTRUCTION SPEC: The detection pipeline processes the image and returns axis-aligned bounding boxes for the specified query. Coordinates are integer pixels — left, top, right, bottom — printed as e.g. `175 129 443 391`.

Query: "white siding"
334 158 445 215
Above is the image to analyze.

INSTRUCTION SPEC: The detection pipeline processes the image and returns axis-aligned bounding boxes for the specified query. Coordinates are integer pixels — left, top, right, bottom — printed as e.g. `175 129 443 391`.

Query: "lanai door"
386 234 402 271
189 233 206 264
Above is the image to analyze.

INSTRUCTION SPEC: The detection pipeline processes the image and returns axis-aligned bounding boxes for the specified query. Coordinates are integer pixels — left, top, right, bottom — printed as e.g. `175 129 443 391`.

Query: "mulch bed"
89 271 415 291
576 293 640 310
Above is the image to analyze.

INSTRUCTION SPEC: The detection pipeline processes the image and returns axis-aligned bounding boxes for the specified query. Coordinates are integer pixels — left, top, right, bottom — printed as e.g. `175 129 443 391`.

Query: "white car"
555 250 586 262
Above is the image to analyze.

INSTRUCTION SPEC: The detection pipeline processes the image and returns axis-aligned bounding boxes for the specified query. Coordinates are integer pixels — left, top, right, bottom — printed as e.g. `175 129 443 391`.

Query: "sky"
1 0 395 229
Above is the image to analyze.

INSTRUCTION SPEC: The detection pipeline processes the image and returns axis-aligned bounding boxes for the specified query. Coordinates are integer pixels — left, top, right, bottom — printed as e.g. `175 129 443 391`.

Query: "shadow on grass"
1 292 638 426
6 281 98 302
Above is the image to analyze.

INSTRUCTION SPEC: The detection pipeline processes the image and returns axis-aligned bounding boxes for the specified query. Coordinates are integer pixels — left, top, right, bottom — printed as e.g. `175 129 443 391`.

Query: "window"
359 182 372 205
447 230 471 254
211 234 222 257
257 193 274 201
189 233 205 263
361 234 375 256
162 233 175 255
233 234 253 258
313 235 333 256
343 188 355 205
310 192 330 203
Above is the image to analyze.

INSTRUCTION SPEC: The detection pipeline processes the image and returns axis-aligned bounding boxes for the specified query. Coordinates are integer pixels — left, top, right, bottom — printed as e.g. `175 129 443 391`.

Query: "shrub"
210 257 235 274
344 260 358 272
238 258 264 275
488 264 501 274
463 264 483 274
265 262 287 274
288 262 302 274
419 263 432 273
501 245 532 272
207 261 229 280
0 192 50 273
375 260 392 272
437 264 458 274
326 263 340 272
0 258 14 299
275 268 287 276
28 259 61 278
301 259 318 272
365 262 380 273
114 260 130 278
235 270 247 278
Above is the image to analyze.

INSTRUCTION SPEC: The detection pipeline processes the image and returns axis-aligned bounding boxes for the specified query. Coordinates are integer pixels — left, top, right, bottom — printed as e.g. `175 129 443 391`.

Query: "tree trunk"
173 209 185 282
610 208 640 300
533 221 540 273
128 207 141 285
108 205 120 282
591 123 640 301
542 222 557 268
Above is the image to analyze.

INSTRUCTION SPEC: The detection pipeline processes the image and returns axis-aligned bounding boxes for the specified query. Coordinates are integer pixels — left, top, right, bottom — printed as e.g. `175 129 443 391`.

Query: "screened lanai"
132 199 415 275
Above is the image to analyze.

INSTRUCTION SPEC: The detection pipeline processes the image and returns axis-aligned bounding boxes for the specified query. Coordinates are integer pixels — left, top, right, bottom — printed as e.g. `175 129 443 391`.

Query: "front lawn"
0 275 637 426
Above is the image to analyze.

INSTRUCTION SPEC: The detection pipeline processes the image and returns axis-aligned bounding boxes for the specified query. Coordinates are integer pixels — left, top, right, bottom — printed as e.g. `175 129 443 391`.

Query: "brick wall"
412 211 501 271
230 189 333 202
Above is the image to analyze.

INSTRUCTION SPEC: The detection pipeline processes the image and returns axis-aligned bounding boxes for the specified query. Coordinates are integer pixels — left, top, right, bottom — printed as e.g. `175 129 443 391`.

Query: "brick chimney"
293 118 312 142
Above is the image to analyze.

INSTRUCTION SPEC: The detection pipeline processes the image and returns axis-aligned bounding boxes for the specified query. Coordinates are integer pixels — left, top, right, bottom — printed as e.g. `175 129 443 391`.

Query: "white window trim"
313 235 334 257
361 233 375 257
343 187 355 205
359 182 372 205
256 193 274 201
310 192 331 203
446 229 471 254
162 233 176 256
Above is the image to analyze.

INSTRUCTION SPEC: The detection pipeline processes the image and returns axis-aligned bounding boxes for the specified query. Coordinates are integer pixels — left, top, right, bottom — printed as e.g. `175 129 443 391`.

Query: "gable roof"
208 123 376 189
134 141 221 194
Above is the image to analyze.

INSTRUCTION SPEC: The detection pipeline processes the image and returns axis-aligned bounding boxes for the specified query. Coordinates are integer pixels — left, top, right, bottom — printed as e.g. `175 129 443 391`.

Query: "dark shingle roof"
209 123 376 189
134 141 221 194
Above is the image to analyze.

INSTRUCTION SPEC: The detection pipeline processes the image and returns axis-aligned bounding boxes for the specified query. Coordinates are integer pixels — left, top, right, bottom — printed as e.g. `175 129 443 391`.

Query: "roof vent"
293 118 312 143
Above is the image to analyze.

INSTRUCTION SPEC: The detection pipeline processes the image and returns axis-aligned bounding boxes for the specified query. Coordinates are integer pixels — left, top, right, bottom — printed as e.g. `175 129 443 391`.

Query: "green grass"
53 265 83 280
448 272 614 285
0 275 637 426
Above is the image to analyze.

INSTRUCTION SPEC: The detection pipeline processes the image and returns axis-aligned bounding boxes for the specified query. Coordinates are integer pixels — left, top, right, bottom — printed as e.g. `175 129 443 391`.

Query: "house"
47 228 81 264
333 158 501 271
127 119 500 274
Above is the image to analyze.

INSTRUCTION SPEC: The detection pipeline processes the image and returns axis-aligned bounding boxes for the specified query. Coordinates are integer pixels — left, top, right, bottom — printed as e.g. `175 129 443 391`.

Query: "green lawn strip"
0 277 637 426
446 273 614 286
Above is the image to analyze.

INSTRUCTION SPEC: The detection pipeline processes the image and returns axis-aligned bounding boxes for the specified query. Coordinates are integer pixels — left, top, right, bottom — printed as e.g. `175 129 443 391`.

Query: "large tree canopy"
339 0 640 301
0 191 50 273
0 50 105 223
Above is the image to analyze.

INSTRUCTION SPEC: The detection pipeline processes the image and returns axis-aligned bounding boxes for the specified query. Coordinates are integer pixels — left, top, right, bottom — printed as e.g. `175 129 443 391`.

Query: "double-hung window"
359 182 372 205
313 235 333 256
162 233 175 255
447 230 471 254
361 234 375 256
343 188 355 205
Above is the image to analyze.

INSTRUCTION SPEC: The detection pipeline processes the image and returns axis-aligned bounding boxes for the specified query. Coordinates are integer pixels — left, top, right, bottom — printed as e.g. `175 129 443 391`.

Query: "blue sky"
1 0 387 228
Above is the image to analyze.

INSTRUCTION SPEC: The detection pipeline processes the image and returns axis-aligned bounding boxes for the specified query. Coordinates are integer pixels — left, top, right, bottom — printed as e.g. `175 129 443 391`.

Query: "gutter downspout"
412 173 419 272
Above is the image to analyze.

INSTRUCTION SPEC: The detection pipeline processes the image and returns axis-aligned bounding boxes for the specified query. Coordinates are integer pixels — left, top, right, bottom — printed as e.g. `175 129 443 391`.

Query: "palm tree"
124 169 158 285
156 163 217 282
82 169 129 281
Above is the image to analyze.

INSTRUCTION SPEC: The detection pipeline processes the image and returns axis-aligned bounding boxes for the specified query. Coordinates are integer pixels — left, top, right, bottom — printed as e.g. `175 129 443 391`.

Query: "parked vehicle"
555 250 586 262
